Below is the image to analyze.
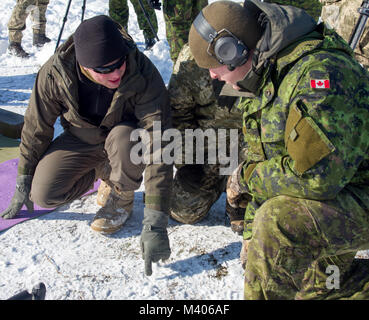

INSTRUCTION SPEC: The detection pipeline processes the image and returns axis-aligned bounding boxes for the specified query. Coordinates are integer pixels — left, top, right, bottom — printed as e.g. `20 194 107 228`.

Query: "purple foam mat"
0 158 100 232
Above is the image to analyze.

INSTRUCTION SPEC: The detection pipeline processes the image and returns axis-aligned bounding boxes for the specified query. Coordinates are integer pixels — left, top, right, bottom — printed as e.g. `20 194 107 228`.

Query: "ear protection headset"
193 10 250 71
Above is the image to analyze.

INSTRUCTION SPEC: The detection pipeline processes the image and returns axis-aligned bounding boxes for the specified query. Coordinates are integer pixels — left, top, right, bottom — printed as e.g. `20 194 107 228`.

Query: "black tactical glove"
0 175 34 219
147 0 161 10
140 208 171 276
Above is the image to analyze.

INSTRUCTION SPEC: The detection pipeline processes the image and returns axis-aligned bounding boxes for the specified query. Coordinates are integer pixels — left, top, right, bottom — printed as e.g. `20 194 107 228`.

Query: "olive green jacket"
18 34 172 212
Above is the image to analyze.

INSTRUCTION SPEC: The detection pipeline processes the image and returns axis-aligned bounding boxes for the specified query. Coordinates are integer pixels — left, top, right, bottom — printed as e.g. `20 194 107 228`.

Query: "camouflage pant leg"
8 0 35 42
32 0 49 34
163 0 208 62
109 0 129 30
264 0 322 21
130 0 158 38
170 164 226 224
244 194 369 300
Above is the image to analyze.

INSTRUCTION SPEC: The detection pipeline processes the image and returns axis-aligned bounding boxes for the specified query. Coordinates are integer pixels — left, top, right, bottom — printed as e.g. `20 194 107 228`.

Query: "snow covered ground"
0 0 368 301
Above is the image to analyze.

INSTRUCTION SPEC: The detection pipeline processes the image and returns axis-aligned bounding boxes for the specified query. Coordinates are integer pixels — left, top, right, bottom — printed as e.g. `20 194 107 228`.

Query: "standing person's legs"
32 0 50 46
8 0 35 43
32 0 49 34
163 0 208 62
109 0 129 30
130 0 158 40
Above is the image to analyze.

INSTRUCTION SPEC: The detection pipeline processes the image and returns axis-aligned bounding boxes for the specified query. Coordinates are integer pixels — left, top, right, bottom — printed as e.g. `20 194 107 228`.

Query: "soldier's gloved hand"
140 208 171 276
1 175 34 219
226 163 246 208
147 0 161 10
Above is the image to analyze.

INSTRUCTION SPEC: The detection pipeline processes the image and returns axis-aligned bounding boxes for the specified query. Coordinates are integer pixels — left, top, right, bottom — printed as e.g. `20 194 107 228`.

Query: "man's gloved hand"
147 0 161 10
140 208 171 276
0 175 34 219
226 163 249 208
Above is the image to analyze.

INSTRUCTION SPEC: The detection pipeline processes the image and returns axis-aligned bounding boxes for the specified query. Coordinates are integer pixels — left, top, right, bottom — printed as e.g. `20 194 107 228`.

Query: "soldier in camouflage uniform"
168 1 323 232
168 43 248 234
109 0 158 50
162 0 208 62
189 0 369 299
8 0 51 58
320 0 369 70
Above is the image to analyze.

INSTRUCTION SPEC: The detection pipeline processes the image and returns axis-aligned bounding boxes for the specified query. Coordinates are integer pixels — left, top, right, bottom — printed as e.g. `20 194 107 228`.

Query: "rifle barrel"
349 1 369 50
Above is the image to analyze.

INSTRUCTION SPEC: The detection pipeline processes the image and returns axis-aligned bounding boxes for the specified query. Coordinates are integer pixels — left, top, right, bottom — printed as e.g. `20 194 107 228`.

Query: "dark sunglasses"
92 56 126 74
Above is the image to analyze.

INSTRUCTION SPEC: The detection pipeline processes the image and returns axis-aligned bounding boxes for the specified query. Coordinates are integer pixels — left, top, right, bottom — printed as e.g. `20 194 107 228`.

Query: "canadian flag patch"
310 79 330 89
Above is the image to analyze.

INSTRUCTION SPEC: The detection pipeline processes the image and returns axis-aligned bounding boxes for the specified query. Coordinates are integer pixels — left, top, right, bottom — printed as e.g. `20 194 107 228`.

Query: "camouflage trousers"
109 0 158 39
170 164 227 224
8 0 50 43
163 0 208 62
264 0 322 21
244 192 369 300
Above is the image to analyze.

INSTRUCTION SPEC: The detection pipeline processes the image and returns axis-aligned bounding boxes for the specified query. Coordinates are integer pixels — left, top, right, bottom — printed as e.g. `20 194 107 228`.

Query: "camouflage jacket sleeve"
240 50 369 204
168 44 214 133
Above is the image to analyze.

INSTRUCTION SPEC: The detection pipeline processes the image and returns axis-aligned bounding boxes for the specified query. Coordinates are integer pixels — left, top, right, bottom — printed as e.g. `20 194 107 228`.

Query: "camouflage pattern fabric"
8 0 50 43
245 195 369 299
170 164 227 224
109 0 158 39
237 25 369 299
163 0 208 62
320 0 369 70
264 0 322 21
168 43 246 224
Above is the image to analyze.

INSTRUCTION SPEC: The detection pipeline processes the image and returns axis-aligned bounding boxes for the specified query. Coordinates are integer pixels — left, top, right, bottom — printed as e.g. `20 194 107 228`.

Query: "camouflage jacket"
168 43 246 166
234 1 369 239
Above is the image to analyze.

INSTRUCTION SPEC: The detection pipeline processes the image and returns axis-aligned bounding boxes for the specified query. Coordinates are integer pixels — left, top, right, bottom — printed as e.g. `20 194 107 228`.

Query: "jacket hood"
236 0 317 95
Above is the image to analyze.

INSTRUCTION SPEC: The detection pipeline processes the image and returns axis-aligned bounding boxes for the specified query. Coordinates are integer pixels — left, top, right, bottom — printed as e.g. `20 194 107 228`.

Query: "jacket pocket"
285 103 335 175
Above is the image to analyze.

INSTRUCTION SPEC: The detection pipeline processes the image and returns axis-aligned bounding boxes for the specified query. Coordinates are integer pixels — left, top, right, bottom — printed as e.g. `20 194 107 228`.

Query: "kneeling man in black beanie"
1 15 172 276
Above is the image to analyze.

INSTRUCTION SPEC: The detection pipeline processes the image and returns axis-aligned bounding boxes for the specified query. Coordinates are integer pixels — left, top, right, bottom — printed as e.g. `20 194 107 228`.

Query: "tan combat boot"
91 183 134 234
96 180 111 207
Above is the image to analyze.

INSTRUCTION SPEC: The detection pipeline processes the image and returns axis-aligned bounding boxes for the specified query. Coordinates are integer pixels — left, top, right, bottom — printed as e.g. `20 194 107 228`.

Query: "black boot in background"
144 36 156 50
33 33 51 47
7 42 30 58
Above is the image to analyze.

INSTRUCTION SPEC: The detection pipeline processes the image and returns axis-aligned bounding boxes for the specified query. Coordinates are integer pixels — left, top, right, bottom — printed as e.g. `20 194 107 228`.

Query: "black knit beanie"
73 15 129 68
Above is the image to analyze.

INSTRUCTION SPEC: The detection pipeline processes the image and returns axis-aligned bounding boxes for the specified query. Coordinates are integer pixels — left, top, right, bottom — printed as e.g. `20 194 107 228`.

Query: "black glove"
140 208 171 276
0 175 34 219
147 0 161 10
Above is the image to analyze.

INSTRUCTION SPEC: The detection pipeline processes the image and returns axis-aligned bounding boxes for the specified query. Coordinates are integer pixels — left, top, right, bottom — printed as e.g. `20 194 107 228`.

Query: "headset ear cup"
214 36 249 69
214 36 238 65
